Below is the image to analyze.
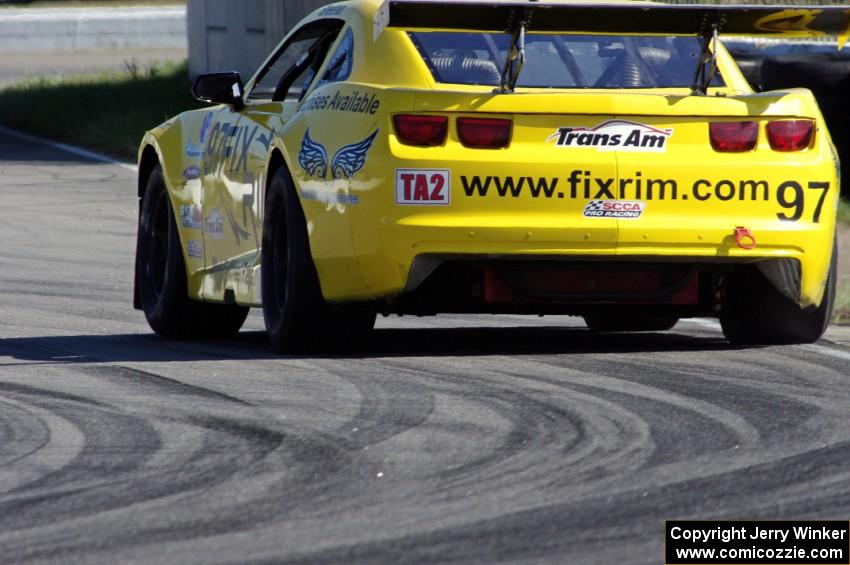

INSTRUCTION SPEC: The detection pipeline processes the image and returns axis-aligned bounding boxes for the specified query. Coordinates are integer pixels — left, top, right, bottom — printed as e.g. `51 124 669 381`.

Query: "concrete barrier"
0 7 187 52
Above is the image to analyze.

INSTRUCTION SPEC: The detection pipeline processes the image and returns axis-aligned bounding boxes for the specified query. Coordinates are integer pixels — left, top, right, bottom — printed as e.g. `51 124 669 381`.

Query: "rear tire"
261 168 375 353
136 166 249 338
720 242 837 346
584 314 679 332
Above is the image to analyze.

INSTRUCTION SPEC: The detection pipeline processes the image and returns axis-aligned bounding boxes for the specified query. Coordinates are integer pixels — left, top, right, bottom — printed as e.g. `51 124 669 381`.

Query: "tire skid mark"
0 358 382 559
0 339 254 406
294 437 850 565
324 359 572 486
0 395 86 495
554 356 819 443
0 364 257 536
316 360 438 450
0 398 51 468
0 381 105 407
1 338 850 564
509 356 763 446
79 364 253 407
362 357 651 497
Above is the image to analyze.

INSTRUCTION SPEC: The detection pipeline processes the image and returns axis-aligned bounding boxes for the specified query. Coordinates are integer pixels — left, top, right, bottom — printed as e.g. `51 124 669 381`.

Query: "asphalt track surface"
1 129 850 564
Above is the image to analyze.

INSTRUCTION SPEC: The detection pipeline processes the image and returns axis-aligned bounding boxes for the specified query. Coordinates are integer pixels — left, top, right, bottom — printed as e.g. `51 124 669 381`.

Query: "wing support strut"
691 21 721 96
495 10 530 94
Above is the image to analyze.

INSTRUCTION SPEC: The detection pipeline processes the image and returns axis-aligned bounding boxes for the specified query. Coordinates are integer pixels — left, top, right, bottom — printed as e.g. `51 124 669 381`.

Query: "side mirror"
192 72 244 108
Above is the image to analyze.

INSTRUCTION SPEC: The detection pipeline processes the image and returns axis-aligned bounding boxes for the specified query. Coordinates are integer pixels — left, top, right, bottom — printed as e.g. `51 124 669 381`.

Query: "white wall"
187 0 335 79
0 6 187 52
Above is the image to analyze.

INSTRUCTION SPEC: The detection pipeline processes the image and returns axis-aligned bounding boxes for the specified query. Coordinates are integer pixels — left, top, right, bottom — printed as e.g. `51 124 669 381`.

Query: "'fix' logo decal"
396 169 450 205
548 120 673 153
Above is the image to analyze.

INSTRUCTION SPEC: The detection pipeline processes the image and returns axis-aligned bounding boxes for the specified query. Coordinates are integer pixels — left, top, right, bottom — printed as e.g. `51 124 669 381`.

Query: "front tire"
261 168 375 353
136 165 248 338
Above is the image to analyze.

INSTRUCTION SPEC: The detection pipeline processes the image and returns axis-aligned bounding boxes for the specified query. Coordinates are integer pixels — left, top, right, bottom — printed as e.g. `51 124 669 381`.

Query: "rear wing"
383 1 850 40
378 1 850 95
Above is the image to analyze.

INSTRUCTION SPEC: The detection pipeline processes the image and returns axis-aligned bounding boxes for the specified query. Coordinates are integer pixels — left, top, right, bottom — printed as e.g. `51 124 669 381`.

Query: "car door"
200 18 344 303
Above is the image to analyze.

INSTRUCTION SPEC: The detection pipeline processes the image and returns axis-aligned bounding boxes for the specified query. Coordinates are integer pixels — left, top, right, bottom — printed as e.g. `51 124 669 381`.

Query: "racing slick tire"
583 314 679 332
137 166 249 338
720 241 837 346
261 168 375 353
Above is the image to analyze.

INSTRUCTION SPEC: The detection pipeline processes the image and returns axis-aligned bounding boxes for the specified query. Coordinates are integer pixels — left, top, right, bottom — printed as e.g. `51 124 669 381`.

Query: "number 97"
776 181 829 223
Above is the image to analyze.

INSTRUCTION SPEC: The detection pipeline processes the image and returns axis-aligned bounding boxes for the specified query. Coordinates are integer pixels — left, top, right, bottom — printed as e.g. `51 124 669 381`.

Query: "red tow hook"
734 226 757 250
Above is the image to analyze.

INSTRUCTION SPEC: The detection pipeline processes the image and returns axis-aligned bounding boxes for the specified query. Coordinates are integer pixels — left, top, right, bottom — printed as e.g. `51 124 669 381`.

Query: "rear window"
408 32 723 89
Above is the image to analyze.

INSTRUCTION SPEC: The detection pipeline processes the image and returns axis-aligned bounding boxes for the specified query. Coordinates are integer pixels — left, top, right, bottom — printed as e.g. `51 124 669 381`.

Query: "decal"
204 209 225 240
460 171 832 223
396 169 450 205
301 190 360 206
180 205 202 229
183 166 201 180
187 240 203 259
225 207 252 244
754 9 818 33
186 144 205 158
583 200 646 219
318 4 345 17
374 0 390 41
201 122 262 175
461 176 561 198
199 112 213 144
301 90 381 115
256 129 275 151
298 129 378 180
547 120 673 153
197 120 266 250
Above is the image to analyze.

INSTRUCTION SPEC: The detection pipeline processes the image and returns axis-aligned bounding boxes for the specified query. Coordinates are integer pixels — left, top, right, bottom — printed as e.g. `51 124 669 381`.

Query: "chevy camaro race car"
135 0 850 351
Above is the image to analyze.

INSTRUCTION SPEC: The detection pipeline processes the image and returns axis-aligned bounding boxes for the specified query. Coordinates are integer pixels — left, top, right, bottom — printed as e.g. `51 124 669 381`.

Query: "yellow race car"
134 0 849 351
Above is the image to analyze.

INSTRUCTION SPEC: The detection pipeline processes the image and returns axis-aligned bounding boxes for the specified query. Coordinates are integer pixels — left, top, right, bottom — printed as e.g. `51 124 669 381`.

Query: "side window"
317 27 354 87
248 19 343 102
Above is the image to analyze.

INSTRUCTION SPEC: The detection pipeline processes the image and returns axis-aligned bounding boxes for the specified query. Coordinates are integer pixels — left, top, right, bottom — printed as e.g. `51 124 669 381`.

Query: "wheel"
584 313 679 332
136 165 249 338
261 168 375 352
720 241 837 346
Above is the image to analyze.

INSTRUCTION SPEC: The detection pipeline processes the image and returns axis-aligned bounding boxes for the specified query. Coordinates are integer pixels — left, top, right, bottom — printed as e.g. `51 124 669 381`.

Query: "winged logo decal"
298 129 329 179
332 130 379 180
298 129 378 180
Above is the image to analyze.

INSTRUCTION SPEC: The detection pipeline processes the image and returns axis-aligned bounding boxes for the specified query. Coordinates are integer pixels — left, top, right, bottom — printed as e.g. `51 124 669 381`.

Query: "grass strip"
835 284 850 324
838 197 850 225
0 60 202 161
837 200 850 324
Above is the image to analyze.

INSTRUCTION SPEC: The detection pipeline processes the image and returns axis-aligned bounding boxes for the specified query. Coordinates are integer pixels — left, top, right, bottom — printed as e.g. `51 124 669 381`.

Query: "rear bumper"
329 217 831 310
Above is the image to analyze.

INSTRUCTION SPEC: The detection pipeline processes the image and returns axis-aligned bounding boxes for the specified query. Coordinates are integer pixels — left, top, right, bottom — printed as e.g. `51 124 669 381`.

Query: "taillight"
457 117 512 149
709 121 758 152
393 115 447 146
767 120 814 151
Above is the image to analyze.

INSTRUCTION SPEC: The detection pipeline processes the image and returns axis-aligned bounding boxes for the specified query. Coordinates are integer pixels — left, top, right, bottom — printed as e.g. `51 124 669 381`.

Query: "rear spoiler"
383 1 850 40
379 1 850 95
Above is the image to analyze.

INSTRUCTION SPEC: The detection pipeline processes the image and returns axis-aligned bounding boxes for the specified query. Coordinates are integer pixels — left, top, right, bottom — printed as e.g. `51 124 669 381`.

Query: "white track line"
0 125 137 173
0 7 186 23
